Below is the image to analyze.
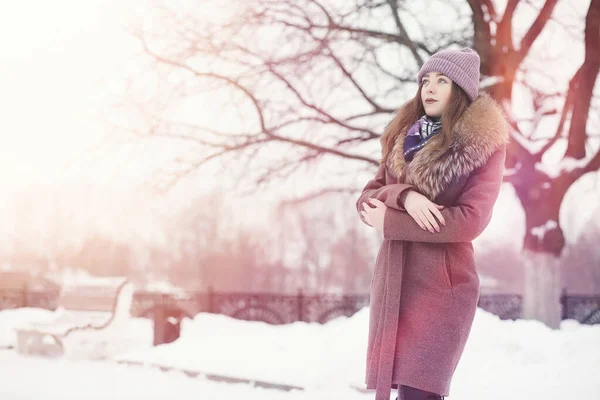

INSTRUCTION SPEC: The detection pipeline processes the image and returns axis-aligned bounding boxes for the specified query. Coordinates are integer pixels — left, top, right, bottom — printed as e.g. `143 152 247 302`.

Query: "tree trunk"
521 249 562 328
515 181 566 328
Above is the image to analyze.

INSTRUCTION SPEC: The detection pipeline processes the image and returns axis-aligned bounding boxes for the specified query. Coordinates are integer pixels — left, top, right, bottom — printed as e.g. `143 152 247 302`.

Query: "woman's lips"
425 99 437 104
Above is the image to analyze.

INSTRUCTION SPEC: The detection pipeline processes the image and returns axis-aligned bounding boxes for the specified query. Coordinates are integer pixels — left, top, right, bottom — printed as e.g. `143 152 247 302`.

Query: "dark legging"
396 384 446 400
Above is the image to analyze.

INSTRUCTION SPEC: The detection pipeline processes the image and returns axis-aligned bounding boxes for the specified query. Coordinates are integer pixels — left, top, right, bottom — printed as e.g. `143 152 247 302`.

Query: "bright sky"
0 0 596 253
0 1 189 248
0 0 302 250
0 0 139 189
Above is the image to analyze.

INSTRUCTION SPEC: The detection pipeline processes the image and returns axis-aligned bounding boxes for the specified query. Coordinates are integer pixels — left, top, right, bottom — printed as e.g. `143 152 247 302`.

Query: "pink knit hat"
417 47 481 102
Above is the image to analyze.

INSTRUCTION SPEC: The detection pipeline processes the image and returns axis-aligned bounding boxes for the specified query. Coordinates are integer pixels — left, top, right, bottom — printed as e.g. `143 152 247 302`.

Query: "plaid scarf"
403 115 442 162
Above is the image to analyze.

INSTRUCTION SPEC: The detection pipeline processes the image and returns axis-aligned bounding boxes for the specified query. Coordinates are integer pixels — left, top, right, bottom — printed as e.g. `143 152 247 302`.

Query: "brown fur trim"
386 92 510 200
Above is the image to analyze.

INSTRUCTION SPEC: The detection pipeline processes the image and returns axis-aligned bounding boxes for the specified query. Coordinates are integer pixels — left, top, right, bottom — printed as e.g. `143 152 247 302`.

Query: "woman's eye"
438 78 447 83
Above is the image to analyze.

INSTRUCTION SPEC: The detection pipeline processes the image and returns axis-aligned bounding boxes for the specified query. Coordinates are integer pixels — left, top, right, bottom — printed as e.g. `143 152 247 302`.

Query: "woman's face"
420 72 452 118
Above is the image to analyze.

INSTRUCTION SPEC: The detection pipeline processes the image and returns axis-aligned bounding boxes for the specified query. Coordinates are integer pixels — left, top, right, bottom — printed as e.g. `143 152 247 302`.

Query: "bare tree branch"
496 0 519 50
535 69 579 159
279 187 358 208
135 29 380 178
517 0 559 63
386 0 423 66
564 0 600 159
126 0 597 234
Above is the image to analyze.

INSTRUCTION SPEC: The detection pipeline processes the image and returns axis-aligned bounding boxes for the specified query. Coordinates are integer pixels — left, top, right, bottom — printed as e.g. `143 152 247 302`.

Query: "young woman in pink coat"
357 47 509 400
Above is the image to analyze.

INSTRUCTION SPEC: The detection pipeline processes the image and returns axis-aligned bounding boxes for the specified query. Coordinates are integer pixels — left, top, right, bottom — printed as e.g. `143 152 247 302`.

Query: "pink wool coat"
356 93 510 399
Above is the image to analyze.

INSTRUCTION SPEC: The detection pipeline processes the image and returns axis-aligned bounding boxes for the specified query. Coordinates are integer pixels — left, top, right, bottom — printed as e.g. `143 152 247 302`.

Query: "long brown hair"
380 81 471 165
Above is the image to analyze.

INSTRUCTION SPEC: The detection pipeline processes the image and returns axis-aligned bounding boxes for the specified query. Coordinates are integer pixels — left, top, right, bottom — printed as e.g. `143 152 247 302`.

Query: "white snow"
531 220 558 240
503 160 521 177
46 268 126 287
479 275 500 288
509 127 547 154
535 157 593 179
0 308 56 348
479 75 504 90
0 350 348 400
1 306 599 399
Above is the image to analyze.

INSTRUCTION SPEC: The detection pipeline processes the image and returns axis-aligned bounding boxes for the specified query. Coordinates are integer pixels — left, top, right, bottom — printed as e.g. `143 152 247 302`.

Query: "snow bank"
0 307 154 360
116 306 600 396
116 309 367 391
0 308 56 348
2 305 599 398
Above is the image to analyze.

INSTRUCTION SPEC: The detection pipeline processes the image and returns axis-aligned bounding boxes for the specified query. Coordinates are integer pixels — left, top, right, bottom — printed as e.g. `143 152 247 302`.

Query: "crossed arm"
355 163 417 227
356 146 507 243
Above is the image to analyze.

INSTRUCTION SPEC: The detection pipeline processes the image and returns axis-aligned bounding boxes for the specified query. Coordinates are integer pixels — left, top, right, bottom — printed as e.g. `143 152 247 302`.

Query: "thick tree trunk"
521 250 562 328
489 61 516 106
515 181 566 328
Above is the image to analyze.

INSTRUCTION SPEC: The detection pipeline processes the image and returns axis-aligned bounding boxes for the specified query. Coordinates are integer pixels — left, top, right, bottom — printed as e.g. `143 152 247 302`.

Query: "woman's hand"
402 190 446 233
360 198 387 234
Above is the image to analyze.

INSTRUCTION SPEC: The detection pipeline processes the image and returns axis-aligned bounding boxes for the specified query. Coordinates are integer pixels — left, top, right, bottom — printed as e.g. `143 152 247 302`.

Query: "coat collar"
386 92 510 200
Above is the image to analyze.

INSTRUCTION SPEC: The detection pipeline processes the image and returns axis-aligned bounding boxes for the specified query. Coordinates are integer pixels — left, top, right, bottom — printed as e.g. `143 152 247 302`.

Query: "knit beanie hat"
417 47 481 102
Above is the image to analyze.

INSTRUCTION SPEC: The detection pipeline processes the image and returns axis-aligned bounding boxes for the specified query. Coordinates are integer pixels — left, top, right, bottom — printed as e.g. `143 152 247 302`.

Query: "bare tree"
468 0 600 327
127 0 599 327
124 0 472 192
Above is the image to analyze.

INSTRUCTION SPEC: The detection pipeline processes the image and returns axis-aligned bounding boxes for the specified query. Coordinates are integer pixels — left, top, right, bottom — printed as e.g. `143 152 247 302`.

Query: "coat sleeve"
382 146 507 242
356 162 419 227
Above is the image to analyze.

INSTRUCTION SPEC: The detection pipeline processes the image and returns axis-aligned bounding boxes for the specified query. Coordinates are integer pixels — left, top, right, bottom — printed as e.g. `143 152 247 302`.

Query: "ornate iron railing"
0 289 59 311
129 289 371 324
0 287 598 325
561 294 600 324
477 293 522 321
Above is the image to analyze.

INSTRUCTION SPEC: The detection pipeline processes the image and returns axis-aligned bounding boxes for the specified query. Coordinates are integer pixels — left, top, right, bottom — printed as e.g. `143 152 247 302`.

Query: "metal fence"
0 287 599 325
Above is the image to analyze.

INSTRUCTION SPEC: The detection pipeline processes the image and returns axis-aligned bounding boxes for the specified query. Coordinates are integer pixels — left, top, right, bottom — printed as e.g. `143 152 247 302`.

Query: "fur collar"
386 92 510 200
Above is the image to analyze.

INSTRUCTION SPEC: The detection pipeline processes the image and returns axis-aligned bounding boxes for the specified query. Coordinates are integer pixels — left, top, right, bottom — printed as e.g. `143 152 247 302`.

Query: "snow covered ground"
0 350 356 400
1 306 599 399
0 308 57 348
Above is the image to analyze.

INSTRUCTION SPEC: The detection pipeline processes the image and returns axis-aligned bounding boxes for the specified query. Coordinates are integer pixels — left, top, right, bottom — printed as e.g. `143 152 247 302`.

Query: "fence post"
21 283 28 308
208 285 214 314
297 288 304 322
560 287 567 320
152 305 165 346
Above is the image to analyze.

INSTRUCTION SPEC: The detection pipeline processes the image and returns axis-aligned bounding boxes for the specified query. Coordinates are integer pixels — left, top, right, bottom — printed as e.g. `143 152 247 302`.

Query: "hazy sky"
0 0 298 255
0 0 597 250
0 1 205 247
0 1 139 190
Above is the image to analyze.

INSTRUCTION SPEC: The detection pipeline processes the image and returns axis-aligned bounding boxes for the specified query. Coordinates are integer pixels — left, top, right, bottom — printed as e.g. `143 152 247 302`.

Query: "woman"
357 47 509 400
